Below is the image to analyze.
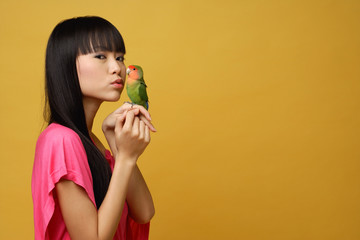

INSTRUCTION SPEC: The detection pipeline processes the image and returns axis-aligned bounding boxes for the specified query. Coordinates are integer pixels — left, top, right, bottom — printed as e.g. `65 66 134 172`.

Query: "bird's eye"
133 68 136 70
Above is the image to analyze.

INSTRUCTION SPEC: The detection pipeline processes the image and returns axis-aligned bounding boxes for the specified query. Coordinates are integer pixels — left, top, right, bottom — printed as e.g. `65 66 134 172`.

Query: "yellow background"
1 0 359 239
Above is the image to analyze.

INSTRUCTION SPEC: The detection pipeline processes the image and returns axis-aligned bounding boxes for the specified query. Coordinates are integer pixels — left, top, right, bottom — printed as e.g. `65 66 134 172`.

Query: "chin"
106 94 122 102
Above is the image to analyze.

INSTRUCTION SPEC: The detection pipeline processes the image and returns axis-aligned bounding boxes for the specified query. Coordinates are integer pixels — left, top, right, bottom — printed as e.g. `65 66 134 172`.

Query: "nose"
109 58 121 75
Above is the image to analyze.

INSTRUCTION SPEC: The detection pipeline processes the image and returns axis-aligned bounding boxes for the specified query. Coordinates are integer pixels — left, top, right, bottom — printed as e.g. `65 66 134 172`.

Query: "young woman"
32 16 156 240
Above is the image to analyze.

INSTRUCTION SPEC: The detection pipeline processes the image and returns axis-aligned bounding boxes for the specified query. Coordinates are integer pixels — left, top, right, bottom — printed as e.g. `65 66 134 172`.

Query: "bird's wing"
140 78 147 87
139 81 148 102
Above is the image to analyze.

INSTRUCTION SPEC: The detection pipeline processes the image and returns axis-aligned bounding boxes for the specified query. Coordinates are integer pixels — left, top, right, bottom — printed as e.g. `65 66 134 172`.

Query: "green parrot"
126 65 149 110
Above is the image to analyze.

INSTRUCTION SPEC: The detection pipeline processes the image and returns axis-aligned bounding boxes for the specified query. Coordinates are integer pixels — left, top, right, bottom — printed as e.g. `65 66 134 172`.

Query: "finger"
139 120 145 139
139 114 157 132
113 106 125 114
112 110 127 119
112 102 132 114
123 111 136 130
132 117 140 136
144 125 150 143
131 105 151 121
128 107 140 116
115 111 127 132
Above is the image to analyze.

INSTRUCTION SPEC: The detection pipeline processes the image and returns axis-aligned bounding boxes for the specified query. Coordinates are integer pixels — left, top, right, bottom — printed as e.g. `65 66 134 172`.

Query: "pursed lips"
111 78 123 84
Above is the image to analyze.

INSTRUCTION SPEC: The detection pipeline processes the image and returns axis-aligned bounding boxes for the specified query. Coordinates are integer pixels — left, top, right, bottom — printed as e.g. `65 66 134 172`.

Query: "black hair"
44 16 126 208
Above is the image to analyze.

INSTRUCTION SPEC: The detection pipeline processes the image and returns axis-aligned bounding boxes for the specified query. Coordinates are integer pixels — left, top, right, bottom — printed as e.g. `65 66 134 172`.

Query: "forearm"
103 129 117 156
98 158 136 239
103 110 154 224
126 164 155 223
103 131 154 223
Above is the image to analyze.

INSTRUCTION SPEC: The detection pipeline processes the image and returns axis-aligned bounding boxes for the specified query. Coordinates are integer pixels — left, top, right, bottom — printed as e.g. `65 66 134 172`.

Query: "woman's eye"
95 55 106 59
116 56 125 62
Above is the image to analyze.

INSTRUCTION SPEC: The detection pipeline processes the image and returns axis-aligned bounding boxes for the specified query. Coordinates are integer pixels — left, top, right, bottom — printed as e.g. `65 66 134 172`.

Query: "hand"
102 102 156 134
114 110 151 163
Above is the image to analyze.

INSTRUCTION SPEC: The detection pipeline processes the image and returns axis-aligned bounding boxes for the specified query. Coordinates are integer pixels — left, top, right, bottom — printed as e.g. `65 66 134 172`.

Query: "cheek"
120 65 126 78
78 63 93 82
78 60 102 82
77 63 98 93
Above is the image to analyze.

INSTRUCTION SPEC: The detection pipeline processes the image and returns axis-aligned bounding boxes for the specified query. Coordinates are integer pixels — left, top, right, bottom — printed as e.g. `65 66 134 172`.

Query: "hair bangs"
76 17 126 55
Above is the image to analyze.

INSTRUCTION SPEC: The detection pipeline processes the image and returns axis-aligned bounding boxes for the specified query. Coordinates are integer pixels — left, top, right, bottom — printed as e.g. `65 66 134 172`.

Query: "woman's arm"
102 104 155 223
126 164 155 223
102 127 155 224
55 111 149 240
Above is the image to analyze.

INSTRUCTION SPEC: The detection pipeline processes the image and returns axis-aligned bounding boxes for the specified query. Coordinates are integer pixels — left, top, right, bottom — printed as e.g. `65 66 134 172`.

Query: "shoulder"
35 123 86 160
34 123 89 179
40 123 79 139
37 123 81 146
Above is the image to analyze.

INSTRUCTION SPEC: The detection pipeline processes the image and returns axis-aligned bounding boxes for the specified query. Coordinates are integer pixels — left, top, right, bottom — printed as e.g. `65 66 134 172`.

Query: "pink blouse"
32 123 149 240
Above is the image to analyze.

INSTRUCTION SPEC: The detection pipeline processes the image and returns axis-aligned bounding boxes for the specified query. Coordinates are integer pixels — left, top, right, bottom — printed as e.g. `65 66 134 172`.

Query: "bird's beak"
126 68 131 75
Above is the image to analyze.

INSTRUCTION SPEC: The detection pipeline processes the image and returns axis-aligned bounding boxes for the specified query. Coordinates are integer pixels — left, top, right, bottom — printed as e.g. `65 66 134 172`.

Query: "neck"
82 97 102 132
127 78 139 85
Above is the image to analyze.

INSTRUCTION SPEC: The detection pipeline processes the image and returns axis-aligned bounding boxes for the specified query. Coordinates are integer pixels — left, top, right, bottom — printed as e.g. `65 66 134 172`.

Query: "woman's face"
76 50 126 103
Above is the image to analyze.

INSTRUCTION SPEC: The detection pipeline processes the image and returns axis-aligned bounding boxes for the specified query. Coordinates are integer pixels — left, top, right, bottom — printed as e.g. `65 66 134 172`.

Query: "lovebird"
126 65 149 110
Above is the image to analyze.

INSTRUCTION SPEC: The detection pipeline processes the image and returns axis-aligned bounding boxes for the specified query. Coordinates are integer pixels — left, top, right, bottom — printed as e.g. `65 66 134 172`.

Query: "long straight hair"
44 16 126 208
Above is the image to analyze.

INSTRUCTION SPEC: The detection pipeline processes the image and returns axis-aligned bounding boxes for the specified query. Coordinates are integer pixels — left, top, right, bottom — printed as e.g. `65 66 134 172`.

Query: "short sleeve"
126 217 150 240
32 123 95 240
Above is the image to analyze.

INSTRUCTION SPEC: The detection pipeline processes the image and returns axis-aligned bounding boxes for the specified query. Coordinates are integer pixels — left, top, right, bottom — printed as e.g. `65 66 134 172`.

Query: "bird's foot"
124 101 135 108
